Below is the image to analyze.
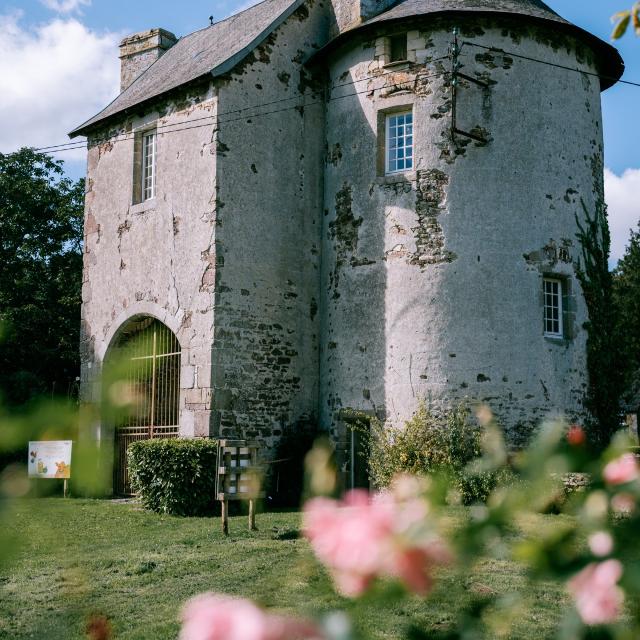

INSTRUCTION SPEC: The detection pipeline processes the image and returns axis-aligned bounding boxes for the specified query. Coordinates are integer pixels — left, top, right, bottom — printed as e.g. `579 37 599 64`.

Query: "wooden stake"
248 498 257 531
221 499 229 535
63 479 68 498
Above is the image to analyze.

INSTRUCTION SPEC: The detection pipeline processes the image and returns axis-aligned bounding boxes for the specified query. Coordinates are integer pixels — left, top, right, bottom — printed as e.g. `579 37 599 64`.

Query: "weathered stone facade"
320 15 615 450
73 0 623 486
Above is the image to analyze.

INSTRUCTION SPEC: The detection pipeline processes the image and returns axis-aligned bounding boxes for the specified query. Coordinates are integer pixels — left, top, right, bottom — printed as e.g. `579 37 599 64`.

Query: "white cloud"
0 12 122 161
605 168 640 265
40 0 91 14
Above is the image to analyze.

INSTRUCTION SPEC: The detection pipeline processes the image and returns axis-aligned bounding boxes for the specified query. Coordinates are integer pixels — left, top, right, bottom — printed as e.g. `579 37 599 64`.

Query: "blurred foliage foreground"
2 382 640 639
1 336 639 639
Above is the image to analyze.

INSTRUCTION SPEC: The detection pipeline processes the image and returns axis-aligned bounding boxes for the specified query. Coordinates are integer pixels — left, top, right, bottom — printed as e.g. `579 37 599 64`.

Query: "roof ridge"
69 0 302 137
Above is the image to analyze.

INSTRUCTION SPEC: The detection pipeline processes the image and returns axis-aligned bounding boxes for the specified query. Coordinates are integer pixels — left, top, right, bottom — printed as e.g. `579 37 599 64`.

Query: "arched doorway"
107 316 181 494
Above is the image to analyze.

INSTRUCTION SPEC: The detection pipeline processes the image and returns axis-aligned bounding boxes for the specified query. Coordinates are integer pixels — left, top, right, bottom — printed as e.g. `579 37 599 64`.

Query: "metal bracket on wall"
449 27 490 144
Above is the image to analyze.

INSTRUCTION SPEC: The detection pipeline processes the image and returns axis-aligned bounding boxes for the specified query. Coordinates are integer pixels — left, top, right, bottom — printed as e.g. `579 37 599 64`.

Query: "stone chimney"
329 0 397 37
119 28 177 92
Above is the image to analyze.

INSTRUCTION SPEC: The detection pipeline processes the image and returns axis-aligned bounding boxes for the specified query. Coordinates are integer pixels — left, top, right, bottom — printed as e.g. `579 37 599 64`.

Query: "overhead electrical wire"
25 39 640 156
462 40 640 88
32 56 452 154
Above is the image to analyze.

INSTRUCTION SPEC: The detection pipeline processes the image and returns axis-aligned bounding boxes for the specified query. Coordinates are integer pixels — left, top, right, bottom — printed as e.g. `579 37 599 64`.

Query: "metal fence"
111 318 181 495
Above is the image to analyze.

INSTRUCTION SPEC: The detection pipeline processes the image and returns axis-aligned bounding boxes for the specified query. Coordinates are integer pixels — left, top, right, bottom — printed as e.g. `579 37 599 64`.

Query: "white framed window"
386 111 413 174
141 130 156 201
543 277 563 338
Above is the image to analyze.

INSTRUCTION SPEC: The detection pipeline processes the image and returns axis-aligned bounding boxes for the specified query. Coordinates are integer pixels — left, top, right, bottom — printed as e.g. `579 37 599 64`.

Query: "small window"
543 277 563 338
141 131 156 201
389 34 407 62
386 111 413 174
132 128 157 204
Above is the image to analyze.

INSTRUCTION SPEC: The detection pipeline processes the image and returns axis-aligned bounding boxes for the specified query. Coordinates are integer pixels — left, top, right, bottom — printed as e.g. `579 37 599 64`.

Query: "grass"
0 498 577 639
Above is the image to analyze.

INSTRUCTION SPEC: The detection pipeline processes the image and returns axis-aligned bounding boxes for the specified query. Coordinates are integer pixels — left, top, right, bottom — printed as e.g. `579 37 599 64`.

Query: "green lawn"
0 498 574 639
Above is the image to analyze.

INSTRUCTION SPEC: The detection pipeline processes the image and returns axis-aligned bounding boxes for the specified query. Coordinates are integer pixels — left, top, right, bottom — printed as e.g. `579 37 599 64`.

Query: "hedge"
127 438 218 516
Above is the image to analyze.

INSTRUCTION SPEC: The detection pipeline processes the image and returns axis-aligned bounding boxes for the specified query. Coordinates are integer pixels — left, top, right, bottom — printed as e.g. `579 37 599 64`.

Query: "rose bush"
179 416 640 639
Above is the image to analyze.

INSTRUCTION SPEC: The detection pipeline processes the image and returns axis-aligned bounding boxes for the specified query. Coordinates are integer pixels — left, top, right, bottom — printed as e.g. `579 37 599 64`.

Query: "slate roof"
321 0 624 89
69 0 304 137
70 0 623 137
367 0 572 27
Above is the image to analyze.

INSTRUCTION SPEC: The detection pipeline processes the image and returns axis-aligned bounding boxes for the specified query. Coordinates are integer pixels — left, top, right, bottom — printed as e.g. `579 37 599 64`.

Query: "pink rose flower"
303 482 450 597
303 490 395 596
603 453 639 486
567 560 624 626
180 593 322 640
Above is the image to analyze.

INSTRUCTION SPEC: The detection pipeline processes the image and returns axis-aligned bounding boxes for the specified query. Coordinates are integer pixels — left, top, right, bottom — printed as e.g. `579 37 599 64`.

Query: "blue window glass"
386 112 413 174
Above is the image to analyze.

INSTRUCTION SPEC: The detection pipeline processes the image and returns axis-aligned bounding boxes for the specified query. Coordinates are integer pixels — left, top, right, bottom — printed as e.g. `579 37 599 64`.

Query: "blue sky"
0 0 638 259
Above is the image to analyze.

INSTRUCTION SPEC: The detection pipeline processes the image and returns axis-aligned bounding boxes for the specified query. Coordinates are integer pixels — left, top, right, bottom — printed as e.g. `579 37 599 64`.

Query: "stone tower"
317 0 624 448
72 0 622 492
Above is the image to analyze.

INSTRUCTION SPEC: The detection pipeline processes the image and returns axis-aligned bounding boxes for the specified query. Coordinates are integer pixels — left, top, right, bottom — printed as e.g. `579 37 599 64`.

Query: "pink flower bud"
611 493 635 515
588 531 614 557
603 453 639 486
567 425 586 446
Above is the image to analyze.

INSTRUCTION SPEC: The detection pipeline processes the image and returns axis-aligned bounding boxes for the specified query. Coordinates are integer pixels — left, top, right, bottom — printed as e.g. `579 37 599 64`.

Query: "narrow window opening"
349 422 370 489
389 34 407 62
385 111 413 174
543 277 564 338
141 130 157 201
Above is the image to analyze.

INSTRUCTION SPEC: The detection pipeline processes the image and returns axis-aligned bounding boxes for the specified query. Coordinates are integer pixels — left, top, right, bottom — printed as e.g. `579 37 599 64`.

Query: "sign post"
28 441 72 496
215 439 262 534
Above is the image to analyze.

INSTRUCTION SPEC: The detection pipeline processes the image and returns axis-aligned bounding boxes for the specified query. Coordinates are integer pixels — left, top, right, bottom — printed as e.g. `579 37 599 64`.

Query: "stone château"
71 0 623 492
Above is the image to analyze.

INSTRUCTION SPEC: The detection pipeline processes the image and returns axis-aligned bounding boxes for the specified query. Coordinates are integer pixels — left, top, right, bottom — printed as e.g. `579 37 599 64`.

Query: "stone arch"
98 301 184 362
104 313 182 494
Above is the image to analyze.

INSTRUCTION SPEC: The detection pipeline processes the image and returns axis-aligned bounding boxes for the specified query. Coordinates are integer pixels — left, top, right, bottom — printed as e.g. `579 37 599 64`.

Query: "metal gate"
111 318 181 495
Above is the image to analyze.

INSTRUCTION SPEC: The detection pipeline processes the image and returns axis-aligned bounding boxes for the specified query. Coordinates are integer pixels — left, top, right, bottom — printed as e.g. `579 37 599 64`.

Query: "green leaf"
611 13 631 40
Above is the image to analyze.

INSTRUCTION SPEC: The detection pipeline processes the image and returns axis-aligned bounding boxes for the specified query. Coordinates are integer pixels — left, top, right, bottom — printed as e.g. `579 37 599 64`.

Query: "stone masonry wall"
210 0 328 451
80 4 612 484
80 80 219 440
321 15 605 447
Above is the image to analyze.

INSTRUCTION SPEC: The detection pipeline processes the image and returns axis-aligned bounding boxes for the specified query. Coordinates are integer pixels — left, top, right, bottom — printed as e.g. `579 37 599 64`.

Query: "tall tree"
0 148 84 405
613 224 640 408
575 200 624 449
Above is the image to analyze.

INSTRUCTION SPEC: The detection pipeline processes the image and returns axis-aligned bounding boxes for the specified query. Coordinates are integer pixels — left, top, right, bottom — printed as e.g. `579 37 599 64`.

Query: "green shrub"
358 402 503 504
127 438 218 516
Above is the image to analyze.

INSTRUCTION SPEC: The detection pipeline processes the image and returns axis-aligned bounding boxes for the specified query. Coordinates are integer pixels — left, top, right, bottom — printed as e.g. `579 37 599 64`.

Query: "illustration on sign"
28 441 72 479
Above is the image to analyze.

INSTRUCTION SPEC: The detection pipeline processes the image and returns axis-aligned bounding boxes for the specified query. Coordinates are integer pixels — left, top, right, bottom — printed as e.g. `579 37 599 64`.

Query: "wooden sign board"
215 439 262 534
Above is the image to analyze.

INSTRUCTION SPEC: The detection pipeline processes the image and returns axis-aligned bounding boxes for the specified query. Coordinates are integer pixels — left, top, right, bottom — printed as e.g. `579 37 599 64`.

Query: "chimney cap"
119 28 178 49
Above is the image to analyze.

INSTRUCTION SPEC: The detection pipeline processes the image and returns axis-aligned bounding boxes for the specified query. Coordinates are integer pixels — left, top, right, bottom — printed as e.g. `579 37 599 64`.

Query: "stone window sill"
130 198 156 215
383 60 410 70
375 171 416 185
544 335 571 346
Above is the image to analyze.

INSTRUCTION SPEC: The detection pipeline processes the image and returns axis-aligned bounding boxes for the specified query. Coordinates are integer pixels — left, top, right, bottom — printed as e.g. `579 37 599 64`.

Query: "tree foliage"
0 148 84 405
574 200 624 449
613 223 640 408
611 4 640 40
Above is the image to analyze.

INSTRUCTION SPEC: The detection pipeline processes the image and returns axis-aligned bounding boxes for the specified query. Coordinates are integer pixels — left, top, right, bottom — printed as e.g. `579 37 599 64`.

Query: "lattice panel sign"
215 439 263 534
